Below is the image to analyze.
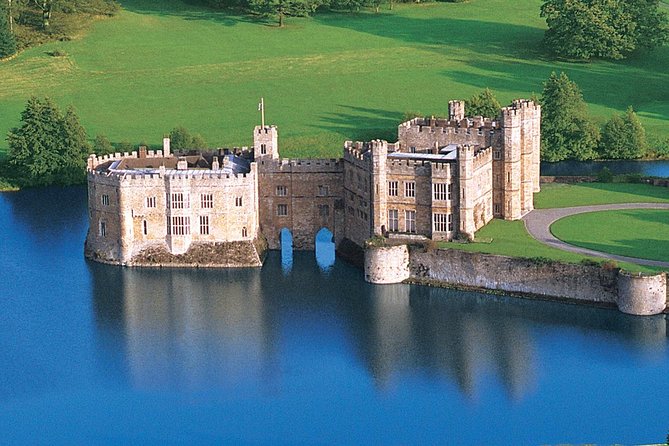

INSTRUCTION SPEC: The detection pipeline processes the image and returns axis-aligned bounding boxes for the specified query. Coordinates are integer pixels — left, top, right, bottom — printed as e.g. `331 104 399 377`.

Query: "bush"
601 259 619 271
625 173 643 183
596 167 614 183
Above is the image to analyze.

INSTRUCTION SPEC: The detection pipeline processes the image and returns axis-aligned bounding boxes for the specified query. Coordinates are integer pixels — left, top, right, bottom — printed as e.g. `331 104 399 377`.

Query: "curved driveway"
523 203 669 268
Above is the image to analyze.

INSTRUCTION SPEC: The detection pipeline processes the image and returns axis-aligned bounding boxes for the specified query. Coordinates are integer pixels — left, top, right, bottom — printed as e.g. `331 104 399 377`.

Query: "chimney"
138 145 147 159
177 157 188 170
212 156 220 170
163 137 171 157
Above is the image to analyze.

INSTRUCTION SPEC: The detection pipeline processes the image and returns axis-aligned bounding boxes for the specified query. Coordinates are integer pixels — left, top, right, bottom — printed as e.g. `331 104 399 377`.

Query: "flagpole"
260 97 265 128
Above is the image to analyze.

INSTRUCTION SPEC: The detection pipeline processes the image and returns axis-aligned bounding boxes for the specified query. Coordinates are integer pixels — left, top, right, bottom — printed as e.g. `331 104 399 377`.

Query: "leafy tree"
169 126 208 150
116 141 133 152
600 106 648 159
540 72 599 162
465 88 501 119
540 0 669 60
248 0 320 27
7 96 90 186
0 2 17 58
93 134 114 154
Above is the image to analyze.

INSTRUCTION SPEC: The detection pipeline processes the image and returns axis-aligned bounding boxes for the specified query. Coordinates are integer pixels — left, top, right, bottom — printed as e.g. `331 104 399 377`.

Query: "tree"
540 72 599 162
465 88 501 119
0 2 17 58
7 96 90 186
248 0 320 27
540 0 669 60
169 126 208 150
600 106 647 159
93 134 114 154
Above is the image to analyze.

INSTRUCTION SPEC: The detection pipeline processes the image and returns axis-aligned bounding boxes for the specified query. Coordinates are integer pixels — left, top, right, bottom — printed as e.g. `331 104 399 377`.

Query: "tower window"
260 143 267 155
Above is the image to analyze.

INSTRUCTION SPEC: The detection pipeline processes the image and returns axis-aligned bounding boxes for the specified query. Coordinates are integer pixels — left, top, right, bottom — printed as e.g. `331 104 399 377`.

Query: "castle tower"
370 140 388 236
253 125 279 160
457 144 475 239
500 105 522 220
449 100 465 121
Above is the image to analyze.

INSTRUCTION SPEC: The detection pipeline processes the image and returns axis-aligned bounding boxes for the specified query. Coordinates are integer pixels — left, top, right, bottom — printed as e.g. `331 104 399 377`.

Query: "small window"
318 204 330 217
199 215 209 235
201 193 213 209
388 209 399 232
277 204 288 216
146 196 156 208
99 221 106 237
405 210 416 233
405 182 415 198
276 185 287 196
142 220 148 236
493 150 501 160
101 194 110 206
388 181 398 197
318 185 329 197
494 203 501 214
235 197 243 207
447 183 452 200
260 143 267 155
507 172 511 183
242 227 248 238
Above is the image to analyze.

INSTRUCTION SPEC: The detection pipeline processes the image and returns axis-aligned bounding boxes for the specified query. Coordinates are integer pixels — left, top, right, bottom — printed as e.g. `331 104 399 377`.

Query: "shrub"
601 259 619 271
596 167 614 183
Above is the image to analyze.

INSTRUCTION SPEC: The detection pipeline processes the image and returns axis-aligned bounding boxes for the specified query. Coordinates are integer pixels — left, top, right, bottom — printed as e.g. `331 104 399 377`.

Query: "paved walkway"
522 203 669 268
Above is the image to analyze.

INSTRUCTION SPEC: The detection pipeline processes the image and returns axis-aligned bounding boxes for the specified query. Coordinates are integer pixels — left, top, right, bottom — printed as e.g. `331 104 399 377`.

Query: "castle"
85 99 541 267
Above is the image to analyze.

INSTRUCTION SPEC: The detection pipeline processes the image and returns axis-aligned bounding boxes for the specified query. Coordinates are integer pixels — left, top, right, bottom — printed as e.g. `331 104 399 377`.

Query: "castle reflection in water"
90 252 667 401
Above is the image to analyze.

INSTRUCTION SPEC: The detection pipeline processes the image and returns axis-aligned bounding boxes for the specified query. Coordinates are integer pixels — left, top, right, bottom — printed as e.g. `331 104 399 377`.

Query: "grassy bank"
535 183 669 208
0 0 667 158
551 209 669 262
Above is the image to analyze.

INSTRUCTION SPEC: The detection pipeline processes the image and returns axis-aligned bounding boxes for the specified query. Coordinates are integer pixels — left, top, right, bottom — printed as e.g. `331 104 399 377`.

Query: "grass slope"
0 0 667 158
551 209 669 262
535 183 669 208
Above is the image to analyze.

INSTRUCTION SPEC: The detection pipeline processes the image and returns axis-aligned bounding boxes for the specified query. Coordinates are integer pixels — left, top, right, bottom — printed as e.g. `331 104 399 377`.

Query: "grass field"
0 0 667 158
535 183 669 208
443 219 659 273
551 209 669 262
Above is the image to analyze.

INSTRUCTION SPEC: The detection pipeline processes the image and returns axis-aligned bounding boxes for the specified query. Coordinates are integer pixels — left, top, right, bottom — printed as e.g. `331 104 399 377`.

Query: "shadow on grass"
312 105 402 142
565 182 669 202
563 237 669 263
118 0 260 26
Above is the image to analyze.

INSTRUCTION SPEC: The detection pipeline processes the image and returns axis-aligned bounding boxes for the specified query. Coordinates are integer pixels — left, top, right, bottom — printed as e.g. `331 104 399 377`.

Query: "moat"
1 187 669 444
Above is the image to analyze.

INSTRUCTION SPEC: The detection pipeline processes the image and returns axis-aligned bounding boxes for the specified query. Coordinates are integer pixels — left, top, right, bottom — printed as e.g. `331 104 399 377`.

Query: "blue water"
542 159 669 177
1 187 668 445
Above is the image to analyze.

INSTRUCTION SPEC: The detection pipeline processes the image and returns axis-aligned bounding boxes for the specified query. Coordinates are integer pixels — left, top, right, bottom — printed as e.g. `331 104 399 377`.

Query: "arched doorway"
280 228 293 273
315 227 335 271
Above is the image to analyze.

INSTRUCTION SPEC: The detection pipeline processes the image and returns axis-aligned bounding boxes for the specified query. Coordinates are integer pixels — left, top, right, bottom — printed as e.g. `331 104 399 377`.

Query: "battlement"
258 157 343 173
399 116 499 132
472 147 493 170
88 150 168 171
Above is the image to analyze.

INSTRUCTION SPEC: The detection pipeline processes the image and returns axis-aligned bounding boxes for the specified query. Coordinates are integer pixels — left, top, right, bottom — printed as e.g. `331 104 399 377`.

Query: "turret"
254 125 279 160
457 144 475 239
449 100 465 121
370 140 388 236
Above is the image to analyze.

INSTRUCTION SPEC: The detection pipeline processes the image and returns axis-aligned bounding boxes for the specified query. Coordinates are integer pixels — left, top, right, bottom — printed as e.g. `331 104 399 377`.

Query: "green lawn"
551 209 669 262
0 0 667 158
444 219 661 273
535 183 669 208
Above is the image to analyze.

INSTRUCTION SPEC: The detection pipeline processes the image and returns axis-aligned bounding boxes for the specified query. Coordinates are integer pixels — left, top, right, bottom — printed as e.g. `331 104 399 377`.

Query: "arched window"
242 227 248 238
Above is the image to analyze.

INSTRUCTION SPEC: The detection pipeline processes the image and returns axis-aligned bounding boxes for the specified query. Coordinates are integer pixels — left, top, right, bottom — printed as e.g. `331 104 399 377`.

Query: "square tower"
254 125 279 160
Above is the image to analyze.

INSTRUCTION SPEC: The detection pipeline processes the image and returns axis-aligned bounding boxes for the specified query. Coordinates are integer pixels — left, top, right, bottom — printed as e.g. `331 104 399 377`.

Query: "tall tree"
600 106 647 159
7 96 90 186
540 0 669 60
540 72 599 162
0 1 17 58
248 0 320 27
465 88 501 119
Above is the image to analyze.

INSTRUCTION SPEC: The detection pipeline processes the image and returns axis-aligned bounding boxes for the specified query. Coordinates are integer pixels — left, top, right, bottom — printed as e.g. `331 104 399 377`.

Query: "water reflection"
280 227 293 274
90 252 667 400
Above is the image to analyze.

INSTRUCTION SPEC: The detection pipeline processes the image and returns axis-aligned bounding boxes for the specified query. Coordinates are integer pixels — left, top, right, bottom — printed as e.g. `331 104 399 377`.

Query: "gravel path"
522 203 669 268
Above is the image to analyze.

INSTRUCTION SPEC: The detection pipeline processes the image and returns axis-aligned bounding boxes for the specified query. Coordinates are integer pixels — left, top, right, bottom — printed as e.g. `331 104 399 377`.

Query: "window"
405 182 415 198
277 204 288 216
99 221 106 237
170 193 189 209
493 150 501 160
200 193 213 209
388 209 399 232
171 216 190 236
405 210 416 233
235 197 243 207
507 172 511 183
433 183 448 201
146 196 156 208
142 220 148 236
276 185 287 196
260 143 267 155
447 183 452 200
242 227 248 238
433 213 451 232
494 203 501 214
199 215 209 235
318 185 329 196
101 194 110 206
318 204 330 217
388 181 398 197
